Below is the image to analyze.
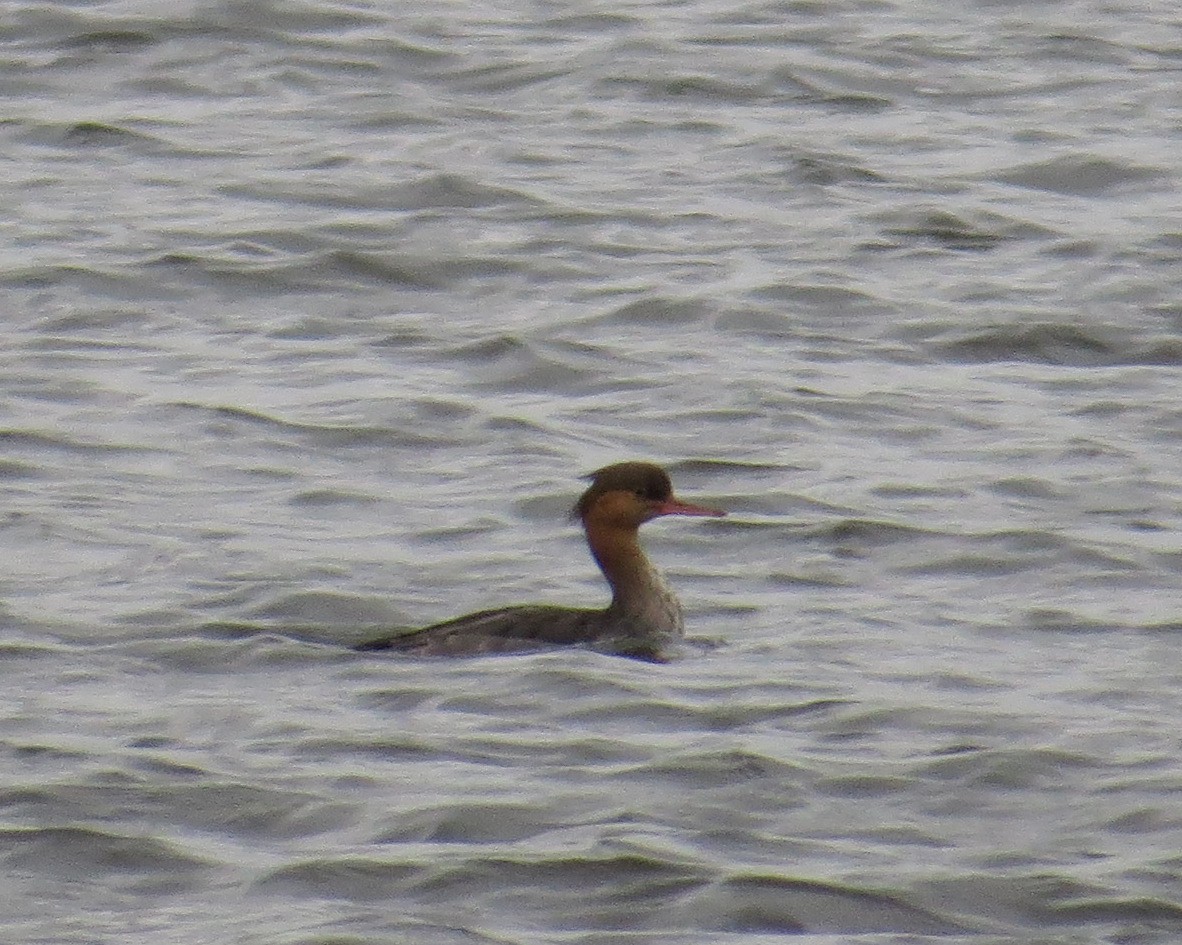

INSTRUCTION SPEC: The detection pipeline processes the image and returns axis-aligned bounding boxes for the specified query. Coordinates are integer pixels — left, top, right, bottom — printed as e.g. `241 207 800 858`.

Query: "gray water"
3 1 1182 942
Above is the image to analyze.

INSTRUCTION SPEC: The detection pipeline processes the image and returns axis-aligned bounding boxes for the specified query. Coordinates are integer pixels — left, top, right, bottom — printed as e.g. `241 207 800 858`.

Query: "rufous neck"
584 520 659 614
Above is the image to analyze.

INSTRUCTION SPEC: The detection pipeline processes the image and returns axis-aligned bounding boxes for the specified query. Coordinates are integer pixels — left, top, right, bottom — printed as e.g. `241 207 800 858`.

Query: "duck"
355 461 724 659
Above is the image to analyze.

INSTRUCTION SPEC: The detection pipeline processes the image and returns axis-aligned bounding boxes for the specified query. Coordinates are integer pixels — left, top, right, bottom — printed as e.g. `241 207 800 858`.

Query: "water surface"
2 1 1182 942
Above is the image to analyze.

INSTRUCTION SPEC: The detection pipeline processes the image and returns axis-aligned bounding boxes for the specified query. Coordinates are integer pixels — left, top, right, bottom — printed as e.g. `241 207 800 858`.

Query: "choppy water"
3 1 1182 942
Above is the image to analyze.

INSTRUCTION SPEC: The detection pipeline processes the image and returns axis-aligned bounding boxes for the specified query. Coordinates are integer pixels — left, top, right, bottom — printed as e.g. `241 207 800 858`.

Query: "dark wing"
353 605 605 657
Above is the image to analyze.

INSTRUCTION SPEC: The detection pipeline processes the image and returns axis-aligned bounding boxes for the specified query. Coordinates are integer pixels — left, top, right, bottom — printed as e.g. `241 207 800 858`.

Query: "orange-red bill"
652 497 726 518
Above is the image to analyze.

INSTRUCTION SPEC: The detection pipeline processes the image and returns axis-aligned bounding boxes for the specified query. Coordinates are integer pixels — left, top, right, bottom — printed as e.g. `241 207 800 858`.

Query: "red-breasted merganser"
355 462 724 659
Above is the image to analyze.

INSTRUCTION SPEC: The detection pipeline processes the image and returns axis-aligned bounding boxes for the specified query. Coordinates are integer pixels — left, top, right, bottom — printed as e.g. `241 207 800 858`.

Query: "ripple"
928 323 1182 366
991 154 1169 195
871 208 1021 252
165 402 465 449
15 119 165 151
223 172 541 212
1 780 355 843
255 856 424 900
57 29 158 53
0 428 154 456
679 873 968 935
1049 896 1182 926
0 825 210 881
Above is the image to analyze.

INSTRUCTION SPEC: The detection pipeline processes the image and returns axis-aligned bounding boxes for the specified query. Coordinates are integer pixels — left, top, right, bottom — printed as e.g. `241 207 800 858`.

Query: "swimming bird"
355 461 724 659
